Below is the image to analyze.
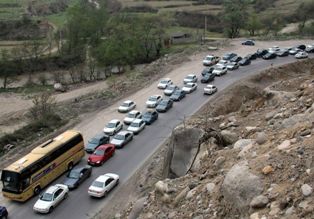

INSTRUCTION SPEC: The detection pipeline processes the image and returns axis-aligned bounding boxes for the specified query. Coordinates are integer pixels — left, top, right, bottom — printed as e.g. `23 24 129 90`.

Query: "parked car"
183 74 198 84
87 144 115 166
156 99 173 113
164 85 179 96
297 44 306 50
85 133 110 153
268 46 280 53
118 100 136 113
127 119 146 134
182 82 197 93
146 95 162 108
242 40 255 46
262 52 277 60
226 62 239 70
204 84 218 95
217 59 229 67
230 56 242 63
33 184 69 214
157 78 172 89
305 45 314 53
246 53 257 60
222 52 237 61
142 110 159 125
201 67 214 76
110 131 133 148
170 89 186 101
123 110 142 125
289 47 301 55
239 57 251 66
201 73 216 83
88 173 119 198
213 65 227 76
295 51 308 59
0 206 8 219
276 49 289 57
103 119 123 136
256 49 268 58
63 166 92 189
202 55 220 66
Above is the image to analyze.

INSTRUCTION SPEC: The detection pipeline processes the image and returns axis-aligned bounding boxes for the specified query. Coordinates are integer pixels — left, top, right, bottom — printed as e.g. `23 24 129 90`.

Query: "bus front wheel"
34 186 41 196
68 162 73 171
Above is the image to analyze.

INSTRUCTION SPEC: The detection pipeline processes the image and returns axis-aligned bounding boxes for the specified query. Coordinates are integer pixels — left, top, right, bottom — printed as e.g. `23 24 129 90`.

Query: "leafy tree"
222 0 249 38
296 1 314 34
0 49 14 89
261 13 284 36
246 13 263 36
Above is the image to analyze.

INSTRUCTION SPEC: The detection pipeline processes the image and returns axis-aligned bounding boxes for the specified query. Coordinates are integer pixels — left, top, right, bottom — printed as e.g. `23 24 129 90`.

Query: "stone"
285 206 295 215
256 132 267 145
262 165 274 175
115 213 121 219
301 184 313 196
174 187 190 206
246 126 257 132
228 116 237 123
221 130 238 145
186 188 197 200
127 197 146 219
222 161 263 212
250 195 269 208
265 111 276 121
300 129 311 136
277 140 291 150
206 183 215 194
269 201 281 216
155 181 168 194
298 200 310 210
193 216 204 219
214 156 225 168
250 212 260 219
233 139 254 149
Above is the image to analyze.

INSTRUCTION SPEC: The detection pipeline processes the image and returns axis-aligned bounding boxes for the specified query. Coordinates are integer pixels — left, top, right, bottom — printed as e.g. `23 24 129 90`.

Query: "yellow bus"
1 130 85 202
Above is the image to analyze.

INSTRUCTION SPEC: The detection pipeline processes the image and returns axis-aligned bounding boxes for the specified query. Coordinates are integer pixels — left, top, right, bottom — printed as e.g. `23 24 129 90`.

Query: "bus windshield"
1 170 20 193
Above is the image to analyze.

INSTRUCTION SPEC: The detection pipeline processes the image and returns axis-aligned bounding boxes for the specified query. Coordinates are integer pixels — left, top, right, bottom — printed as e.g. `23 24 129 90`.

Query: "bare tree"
29 92 56 120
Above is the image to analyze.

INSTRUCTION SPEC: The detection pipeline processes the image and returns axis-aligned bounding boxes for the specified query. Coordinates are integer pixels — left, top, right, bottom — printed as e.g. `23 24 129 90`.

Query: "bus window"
1 171 20 193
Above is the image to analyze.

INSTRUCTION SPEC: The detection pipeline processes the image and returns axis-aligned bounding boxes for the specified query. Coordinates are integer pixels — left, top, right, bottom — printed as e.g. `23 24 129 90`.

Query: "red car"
87 144 115 166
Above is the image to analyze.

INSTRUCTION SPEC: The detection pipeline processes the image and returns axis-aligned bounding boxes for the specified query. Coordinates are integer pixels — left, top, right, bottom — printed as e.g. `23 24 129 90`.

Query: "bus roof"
4 130 81 173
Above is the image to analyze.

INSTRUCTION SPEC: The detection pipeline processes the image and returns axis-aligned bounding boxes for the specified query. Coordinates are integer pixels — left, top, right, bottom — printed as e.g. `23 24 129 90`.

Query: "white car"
226 62 239 70
182 82 197 93
127 119 146 135
88 173 119 198
204 84 218 95
202 55 219 66
118 100 136 113
33 184 69 213
110 131 134 149
123 110 142 125
103 119 123 135
217 59 229 67
146 95 163 108
295 51 308 59
157 78 172 89
213 65 227 76
183 74 198 84
268 46 280 53
164 85 179 96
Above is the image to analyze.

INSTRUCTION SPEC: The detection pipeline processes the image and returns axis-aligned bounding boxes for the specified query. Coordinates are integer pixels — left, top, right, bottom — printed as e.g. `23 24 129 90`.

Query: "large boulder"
169 126 205 177
233 139 254 149
222 161 263 214
221 130 238 145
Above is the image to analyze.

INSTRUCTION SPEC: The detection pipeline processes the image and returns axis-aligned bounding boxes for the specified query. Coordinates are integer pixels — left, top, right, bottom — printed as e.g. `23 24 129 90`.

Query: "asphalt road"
3 48 313 219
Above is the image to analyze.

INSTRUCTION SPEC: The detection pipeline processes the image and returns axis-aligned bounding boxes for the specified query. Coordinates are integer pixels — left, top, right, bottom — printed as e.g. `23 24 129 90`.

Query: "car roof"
116 130 132 135
95 175 110 183
109 119 120 123
96 144 114 150
187 74 195 77
150 95 161 98
207 84 215 87
45 185 60 194
161 78 170 81
185 82 195 86
128 110 140 114
92 133 107 139
123 100 133 104
132 119 143 123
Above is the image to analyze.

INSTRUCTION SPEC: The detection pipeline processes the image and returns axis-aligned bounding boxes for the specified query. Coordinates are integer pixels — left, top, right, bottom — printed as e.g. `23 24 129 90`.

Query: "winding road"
2 40 313 219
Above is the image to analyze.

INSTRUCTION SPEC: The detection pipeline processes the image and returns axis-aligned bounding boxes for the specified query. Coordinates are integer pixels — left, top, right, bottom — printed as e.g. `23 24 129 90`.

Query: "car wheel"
64 192 68 200
34 186 41 196
49 207 54 213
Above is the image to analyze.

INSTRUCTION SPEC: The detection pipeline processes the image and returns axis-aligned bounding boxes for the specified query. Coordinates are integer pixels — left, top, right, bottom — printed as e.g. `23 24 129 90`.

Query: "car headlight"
96 161 101 164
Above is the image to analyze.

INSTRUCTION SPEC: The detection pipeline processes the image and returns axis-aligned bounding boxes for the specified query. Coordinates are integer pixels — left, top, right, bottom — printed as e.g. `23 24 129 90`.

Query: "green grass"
0 84 54 94
44 12 67 28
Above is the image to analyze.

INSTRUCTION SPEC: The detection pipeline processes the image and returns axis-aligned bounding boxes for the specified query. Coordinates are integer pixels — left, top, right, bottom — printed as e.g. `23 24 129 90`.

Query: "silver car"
110 131 134 149
127 119 146 135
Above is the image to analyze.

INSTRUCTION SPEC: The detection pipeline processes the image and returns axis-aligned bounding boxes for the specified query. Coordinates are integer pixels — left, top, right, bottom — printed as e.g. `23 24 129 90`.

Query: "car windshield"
160 80 168 84
88 138 99 144
205 56 213 60
186 75 194 79
106 122 116 128
159 101 168 106
130 122 140 127
114 134 125 140
68 170 80 179
121 102 130 107
127 112 136 118
94 149 105 156
143 113 152 118
174 90 181 95
167 85 175 90
92 181 104 188
40 193 53 202
185 84 193 88
148 96 158 101
216 66 224 70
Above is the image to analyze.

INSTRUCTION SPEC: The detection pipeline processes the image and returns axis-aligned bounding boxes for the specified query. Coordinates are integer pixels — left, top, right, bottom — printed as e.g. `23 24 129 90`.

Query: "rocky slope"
117 58 314 219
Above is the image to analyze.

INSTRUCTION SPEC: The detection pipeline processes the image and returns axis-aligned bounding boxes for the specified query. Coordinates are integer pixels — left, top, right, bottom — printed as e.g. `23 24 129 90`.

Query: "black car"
263 52 277 60
170 89 186 101
256 49 268 58
222 52 237 61
239 57 251 66
156 99 173 113
246 53 257 60
201 73 215 83
63 166 92 190
276 49 289 57
85 133 110 153
230 56 242 62
142 110 158 125
297 44 306 50
0 206 8 219
242 40 255 46
201 67 214 76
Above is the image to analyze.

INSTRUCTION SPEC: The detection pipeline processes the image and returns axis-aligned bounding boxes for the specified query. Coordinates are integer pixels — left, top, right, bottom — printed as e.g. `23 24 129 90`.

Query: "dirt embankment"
114 58 314 219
